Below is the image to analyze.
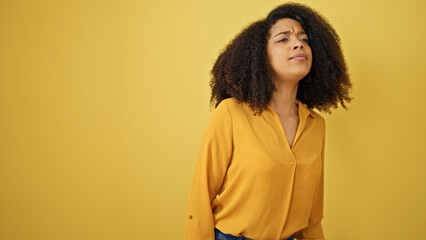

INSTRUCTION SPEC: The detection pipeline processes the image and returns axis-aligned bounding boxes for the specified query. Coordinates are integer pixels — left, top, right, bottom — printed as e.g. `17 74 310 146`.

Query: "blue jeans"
215 228 295 240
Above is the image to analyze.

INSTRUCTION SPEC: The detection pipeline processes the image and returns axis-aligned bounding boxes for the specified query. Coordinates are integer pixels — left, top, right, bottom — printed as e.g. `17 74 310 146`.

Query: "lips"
290 54 307 60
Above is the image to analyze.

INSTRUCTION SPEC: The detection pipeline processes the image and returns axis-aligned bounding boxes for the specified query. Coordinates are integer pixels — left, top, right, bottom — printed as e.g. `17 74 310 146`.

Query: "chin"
274 68 311 83
288 71 310 81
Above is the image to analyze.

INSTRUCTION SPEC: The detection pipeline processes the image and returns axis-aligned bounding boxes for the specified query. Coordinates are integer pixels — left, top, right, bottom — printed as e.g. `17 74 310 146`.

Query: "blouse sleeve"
184 100 233 240
295 118 326 240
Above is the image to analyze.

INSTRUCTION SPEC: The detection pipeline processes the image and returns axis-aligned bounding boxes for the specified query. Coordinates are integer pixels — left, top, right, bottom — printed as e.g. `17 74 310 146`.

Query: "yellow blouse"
184 97 326 240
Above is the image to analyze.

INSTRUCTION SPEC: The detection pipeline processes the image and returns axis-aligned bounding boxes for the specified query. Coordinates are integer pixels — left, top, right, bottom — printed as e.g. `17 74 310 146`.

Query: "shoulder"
215 97 248 115
210 98 235 124
205 99 234 134
309 109 325 122
298 100 325 127
212 97 257 125
219 97 243 108
307 108 326 132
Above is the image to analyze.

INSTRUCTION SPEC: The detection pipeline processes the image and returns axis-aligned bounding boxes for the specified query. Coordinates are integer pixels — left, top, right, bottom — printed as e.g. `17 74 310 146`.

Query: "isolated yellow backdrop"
1 0 425 239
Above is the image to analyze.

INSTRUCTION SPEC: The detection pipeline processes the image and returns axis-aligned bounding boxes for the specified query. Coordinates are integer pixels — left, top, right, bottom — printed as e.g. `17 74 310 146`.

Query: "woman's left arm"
295 118 326 240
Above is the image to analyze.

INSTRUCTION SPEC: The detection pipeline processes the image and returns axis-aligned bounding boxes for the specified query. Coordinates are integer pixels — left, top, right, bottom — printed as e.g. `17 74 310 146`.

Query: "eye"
301 37 310 43
277 38 288 43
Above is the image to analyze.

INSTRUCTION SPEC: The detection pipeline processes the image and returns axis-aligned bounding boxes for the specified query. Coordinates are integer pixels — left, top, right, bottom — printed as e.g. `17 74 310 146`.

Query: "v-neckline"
267 101 308 151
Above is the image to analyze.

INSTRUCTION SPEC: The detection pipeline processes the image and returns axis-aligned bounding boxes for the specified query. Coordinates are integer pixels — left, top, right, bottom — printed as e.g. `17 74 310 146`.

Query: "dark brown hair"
210 2 352 115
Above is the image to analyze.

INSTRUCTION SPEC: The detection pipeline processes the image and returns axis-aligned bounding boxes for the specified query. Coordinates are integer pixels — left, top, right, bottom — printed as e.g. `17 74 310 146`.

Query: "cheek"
269 55 288 76
269 53 280 68
267 52 277 70
305 48 313 68
307 48 313 63
269 50 288 69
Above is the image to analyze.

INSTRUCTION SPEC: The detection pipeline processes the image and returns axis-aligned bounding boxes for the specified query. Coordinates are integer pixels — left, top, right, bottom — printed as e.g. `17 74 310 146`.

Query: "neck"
269 81 299 117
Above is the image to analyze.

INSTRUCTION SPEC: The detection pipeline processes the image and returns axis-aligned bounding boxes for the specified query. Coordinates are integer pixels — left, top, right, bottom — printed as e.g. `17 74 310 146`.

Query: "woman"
185 3 351 240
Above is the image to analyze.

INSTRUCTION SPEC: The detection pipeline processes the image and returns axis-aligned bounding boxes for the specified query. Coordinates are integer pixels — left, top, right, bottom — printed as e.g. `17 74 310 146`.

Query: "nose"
293 41 304 49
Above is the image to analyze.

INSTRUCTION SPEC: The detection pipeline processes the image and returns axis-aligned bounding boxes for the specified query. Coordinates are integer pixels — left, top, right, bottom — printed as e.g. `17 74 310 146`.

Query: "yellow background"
1 0 425 239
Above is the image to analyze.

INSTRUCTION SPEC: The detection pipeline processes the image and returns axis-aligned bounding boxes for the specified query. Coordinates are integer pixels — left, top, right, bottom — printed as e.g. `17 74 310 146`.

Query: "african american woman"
185 3 352 240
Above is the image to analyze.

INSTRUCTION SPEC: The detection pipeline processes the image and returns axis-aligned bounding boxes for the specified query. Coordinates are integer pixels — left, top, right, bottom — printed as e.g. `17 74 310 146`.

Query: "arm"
184 100 233 240
295 119 326 240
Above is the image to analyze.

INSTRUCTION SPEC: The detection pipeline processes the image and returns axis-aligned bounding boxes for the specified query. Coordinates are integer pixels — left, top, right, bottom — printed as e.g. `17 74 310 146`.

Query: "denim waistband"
214 228 295 240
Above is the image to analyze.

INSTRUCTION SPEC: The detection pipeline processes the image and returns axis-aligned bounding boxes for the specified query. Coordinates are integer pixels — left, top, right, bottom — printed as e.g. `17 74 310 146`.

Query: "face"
267 18 312 84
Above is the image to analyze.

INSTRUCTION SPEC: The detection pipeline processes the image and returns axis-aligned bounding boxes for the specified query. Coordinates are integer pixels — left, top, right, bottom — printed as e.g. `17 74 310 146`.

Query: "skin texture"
209 3 352 116
267 18 312 85
267 18 312 148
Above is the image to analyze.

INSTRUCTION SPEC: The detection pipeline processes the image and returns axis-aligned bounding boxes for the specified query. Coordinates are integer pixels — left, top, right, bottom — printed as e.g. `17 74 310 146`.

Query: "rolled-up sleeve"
184 100 233 240
295 119 326 240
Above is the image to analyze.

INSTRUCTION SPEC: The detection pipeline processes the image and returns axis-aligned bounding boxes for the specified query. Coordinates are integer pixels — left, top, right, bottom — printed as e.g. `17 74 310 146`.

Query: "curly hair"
210 2 352 115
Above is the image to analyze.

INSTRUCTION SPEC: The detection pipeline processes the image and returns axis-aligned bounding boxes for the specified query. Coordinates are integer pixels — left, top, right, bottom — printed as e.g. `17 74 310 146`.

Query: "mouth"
290 54 307 61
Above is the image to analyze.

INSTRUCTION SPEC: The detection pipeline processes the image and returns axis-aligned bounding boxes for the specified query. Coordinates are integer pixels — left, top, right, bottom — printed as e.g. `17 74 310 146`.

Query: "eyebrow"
273 30 308 38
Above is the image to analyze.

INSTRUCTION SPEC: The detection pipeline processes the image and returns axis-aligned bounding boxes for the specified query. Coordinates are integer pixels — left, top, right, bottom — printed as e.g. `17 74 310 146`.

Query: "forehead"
269 18 305 34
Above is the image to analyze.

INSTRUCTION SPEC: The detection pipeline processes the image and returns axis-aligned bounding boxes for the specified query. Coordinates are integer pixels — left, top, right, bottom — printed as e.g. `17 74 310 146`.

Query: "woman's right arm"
184 100 233 240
